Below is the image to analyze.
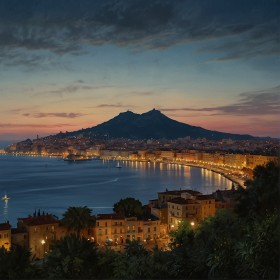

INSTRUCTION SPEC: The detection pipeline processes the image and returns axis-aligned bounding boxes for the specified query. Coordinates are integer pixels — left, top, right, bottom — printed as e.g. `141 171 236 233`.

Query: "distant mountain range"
62 109 256 141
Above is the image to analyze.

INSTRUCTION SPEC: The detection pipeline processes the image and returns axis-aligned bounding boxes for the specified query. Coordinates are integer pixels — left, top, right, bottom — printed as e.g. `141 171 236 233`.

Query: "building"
246 155 277 170
94 214 162 248
167 194 216 230
11 228 28 248
157 189 202 208
95 214 126 246
160 151 175 161
16 213 65 259
142 217 161 241
125 217 143 242
0 222 11 250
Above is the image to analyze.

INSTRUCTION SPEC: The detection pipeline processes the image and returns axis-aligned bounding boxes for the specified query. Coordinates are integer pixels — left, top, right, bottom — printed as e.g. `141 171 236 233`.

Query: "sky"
0 0 279 141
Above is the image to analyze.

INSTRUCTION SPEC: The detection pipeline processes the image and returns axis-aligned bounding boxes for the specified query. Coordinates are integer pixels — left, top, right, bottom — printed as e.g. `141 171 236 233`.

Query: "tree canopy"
45 234 98 279
113 197 143 217
235 160 279 217
61 206 95 237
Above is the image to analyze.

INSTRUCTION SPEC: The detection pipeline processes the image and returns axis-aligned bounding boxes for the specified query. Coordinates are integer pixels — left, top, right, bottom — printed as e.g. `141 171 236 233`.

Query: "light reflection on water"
0 155 232 226
3 200 8 221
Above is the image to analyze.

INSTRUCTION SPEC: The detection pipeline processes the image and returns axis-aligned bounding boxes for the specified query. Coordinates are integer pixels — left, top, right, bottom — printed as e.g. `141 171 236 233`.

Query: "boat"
1 193 10 201
115 162 122 168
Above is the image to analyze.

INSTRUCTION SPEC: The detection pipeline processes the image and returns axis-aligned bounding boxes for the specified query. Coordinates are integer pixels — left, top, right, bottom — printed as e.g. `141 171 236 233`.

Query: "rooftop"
158 189 202 196
0 222 11 231
96 214 125 220
11 228 27 234
168 197 199 205
18 214 59 226
195 194 215 200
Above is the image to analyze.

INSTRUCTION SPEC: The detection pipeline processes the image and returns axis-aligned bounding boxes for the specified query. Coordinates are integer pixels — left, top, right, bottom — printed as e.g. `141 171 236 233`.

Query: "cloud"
47 85 93 96
0 123 74 128
130 91 156 96
34 84 120 97
161 85 280 116
115 90 158 98
95 103 136 108
0 0 278 67
75 80 85 84
22 112 85 118
34 84 94 97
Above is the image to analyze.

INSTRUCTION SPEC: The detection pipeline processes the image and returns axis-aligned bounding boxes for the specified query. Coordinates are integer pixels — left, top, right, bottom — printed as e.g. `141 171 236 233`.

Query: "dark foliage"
113 197 143 217
235 160 279 217
45 234 98 279
61 206 95 237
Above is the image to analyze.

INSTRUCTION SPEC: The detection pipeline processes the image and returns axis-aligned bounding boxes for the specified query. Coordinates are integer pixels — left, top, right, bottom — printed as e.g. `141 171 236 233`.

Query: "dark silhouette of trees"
61 206 95 237
0 245 40 279
113 197 143 217
45 234 98 279
235 211 280 279
235 160 279 217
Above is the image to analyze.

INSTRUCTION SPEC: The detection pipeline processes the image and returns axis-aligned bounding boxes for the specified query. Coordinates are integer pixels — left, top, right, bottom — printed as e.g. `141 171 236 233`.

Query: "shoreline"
181 162 245 187
1 152 246 187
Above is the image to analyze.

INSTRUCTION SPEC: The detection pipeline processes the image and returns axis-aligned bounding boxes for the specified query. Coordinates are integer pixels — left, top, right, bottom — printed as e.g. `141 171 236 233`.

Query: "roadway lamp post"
41 239 46 260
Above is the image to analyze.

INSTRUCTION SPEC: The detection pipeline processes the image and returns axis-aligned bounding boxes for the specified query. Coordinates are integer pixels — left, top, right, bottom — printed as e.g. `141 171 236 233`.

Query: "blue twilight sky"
0 0 279 140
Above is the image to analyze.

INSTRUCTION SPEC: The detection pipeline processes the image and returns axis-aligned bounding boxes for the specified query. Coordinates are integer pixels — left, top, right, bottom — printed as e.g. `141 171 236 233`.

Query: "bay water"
0 152 232 227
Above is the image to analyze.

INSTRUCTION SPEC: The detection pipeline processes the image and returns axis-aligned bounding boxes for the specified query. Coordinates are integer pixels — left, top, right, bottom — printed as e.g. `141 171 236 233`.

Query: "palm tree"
61 206 95 237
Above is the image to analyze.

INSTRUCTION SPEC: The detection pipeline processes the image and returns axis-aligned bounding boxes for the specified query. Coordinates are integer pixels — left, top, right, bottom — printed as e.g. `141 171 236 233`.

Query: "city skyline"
0 0 279 141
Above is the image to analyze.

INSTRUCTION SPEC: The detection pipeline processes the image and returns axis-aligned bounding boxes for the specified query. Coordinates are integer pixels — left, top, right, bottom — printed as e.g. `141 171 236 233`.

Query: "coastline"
100 158 246 188
181 162 245 187
0 152 246 188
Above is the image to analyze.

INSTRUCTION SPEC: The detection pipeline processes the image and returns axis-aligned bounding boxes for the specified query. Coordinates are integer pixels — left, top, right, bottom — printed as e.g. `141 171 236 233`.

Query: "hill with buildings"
64 109 255 140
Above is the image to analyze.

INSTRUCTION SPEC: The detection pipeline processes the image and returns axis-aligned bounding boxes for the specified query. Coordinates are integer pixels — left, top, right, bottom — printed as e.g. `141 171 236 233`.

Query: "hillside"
64 109 255 140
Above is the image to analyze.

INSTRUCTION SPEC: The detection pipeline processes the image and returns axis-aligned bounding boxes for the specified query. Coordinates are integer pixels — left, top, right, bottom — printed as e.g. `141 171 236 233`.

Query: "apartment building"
0 222 11 250
125 217 143 242
95 214 125 245
160 151 175 161
94 214 162 246
157 189 202 208
246 155 277 170
142 218 161 241
16 213 65 259
167 194 216 230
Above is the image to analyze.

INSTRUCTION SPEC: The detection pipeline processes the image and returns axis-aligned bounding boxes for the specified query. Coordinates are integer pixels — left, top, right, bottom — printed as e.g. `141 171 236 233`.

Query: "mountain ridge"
63 109 256 141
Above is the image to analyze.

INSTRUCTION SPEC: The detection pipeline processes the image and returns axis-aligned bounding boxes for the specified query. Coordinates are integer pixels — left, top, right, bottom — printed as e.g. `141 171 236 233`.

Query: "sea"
0 141 232 227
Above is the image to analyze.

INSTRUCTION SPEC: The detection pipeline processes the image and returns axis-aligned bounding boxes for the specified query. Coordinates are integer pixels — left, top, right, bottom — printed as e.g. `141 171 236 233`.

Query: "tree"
150 247 172 279
113 241 152 279
168 221 195 278
0 245 38 279
235 160 279 217
169 221 194 249
124 239 148 257
191 210 242 279
235 210 280 279
61 206 95 237
113 197 143 217
96 249 119 279
45 234 98 279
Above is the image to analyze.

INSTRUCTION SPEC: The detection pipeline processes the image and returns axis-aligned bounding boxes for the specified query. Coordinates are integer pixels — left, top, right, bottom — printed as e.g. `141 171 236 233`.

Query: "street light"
190 221 195 227
41 239 46 258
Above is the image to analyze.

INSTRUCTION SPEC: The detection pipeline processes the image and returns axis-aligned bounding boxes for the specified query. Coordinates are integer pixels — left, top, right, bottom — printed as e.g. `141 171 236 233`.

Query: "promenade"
181 162 246 187
2 151 246 187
